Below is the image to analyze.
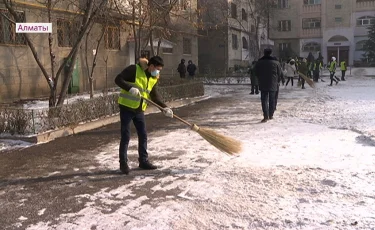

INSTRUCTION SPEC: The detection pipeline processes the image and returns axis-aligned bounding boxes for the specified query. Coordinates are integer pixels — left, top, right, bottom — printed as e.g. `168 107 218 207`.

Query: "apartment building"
270 0 375 65
0 0 197 103
197 0 272 74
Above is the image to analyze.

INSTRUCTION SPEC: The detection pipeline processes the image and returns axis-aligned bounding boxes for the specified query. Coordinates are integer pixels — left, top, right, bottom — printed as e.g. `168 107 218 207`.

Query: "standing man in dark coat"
255 48 284 123
177 59 186 78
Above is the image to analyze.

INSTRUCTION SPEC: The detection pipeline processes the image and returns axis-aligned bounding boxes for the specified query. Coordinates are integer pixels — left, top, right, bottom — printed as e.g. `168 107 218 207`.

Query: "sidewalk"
1 78 375 229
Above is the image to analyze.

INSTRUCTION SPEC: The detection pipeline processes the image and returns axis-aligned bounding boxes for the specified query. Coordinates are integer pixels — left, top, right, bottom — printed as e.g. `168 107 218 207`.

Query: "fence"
0 81 204 135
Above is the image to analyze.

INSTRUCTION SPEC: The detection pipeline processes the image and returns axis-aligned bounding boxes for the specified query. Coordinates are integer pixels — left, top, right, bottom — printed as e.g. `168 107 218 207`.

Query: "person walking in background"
313 59 322 82
298 58 309 89
187 60 197 79
255 48 284 123
249 61 259 95
340 60 347 81
114 56 174 175
285 59 297 87
177 59 186 78
329 57 339 86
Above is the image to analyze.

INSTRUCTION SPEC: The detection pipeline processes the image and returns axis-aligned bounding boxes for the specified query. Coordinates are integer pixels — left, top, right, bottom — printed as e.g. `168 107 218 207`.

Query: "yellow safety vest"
118 64 158 111
340 61 346 71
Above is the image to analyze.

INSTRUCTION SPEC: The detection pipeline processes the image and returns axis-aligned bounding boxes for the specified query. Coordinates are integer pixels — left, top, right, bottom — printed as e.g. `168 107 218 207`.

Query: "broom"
297 72 315 88
141 96 242 155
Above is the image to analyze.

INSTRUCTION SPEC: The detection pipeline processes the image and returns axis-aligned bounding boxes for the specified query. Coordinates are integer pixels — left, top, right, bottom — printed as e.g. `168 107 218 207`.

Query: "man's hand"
163 107 173 118
129 87 140 96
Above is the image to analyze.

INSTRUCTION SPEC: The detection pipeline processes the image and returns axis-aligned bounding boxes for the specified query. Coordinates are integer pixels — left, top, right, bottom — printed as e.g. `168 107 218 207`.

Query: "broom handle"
141 96 193 127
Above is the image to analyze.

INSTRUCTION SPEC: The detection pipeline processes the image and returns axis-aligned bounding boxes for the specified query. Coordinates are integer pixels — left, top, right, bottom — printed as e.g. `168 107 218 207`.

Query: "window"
183 37 191 54
278 20 291 31
335 17 342 23
57 19 80 47
231 3 237 19
303 0 321 5
242 9 247 21
232 34 238 49
279 43 290 51
302 18 321 29
335 4 342 9
278 0 289 8
356 40 366 51
357 16 375 26
104 26 120 50
242 37 248 49
0 9 26 45
303 42 320 52
162 47 173 54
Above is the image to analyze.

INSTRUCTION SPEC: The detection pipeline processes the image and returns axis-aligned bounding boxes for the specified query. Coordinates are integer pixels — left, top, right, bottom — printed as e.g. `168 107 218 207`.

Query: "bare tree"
1 0 108 107
113 0 196 60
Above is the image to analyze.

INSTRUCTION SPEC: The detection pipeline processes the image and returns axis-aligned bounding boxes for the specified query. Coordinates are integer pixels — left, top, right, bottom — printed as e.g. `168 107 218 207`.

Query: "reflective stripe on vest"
118 64 158 111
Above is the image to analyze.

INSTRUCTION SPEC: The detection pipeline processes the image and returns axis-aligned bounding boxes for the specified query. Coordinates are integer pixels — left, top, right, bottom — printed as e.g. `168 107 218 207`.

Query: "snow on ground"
26 75 375 229
0 139 32 152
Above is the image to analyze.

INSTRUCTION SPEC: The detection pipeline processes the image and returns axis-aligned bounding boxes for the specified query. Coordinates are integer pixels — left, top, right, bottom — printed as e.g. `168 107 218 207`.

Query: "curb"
1 95 209 144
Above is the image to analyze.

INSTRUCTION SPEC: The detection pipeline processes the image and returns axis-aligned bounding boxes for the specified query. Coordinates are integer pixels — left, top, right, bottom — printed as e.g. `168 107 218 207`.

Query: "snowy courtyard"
1 75 375 230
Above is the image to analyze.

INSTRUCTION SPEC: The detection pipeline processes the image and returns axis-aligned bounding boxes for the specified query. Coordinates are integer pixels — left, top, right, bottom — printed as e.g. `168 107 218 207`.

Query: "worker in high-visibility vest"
329 57 339 86
340 60 347 81
114 56 173 174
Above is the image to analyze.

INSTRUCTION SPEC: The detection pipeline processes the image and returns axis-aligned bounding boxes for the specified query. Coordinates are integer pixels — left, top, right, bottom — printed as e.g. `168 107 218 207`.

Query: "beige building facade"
0 0 198 103
270 0 375 65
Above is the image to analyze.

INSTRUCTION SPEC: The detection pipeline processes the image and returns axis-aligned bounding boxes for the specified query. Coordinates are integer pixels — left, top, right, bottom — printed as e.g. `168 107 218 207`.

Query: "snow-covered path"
10 77 375 229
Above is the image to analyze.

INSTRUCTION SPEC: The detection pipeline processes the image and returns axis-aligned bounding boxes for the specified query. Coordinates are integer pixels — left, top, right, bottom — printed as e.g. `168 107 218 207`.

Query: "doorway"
327 46 349 64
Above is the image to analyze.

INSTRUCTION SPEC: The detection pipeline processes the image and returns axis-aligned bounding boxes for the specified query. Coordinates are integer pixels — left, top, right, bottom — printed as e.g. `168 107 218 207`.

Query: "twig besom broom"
297 72 315 88
141 96 242 155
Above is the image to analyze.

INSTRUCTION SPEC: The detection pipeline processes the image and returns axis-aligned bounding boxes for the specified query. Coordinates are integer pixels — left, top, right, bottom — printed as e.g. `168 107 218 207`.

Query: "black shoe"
261 118 268 123
139 161 157 170
336 81 339 85
120 162 130 175
328 84 332 86
255 91 259 94
341 78 346 81
269 116 273 120
250 91 254 95
302 86 305 89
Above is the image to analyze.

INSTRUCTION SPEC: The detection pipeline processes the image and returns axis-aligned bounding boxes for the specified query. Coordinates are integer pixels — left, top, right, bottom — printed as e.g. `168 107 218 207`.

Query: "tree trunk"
56 48 80 106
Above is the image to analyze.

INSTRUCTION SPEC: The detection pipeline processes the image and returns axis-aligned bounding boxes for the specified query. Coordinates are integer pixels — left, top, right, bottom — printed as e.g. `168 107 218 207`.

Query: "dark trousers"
330 72 338 85
285 77 293 86
251 85 259 94
313 71 319 82
301 78 305 88
261 91 276 119
275 86 279 110
119 106 148 163
341 70 346 79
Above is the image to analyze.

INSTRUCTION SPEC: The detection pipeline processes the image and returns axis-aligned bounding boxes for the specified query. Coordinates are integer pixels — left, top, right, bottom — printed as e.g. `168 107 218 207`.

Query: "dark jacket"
255 55 284 92
298 62 308 76
187 63 197 75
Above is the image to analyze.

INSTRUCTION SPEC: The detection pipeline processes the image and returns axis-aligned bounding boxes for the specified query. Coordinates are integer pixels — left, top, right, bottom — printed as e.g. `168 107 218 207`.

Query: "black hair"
148 56 164 67
264 48 272 56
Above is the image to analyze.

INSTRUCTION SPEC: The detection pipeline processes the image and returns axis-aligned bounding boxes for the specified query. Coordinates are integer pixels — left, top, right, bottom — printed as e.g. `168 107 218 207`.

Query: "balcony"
302 4 321 13
301 28 322 38
356 0 375 10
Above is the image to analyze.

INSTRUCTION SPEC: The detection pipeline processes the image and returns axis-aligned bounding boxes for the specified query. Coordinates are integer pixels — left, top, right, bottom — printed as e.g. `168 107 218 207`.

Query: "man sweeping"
114 56 174 174
329 57 339 86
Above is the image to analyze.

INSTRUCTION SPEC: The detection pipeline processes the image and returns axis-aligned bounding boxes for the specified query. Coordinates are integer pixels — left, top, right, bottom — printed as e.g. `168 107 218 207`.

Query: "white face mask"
151 69 160 77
